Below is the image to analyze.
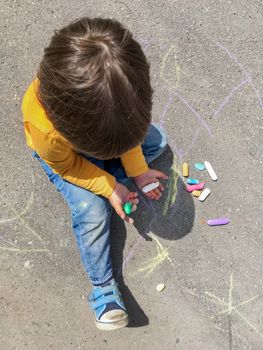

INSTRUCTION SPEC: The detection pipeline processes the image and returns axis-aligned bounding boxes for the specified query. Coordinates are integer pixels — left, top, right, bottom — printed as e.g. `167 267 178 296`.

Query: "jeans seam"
90 269 113 285
75 203 113 284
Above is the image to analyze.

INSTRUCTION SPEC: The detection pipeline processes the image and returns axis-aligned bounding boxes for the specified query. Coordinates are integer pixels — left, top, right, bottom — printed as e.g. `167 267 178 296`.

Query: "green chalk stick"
123 202 132 215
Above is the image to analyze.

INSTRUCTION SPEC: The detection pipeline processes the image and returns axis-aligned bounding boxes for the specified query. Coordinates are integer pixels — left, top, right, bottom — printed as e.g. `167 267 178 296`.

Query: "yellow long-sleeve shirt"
22 79 149 198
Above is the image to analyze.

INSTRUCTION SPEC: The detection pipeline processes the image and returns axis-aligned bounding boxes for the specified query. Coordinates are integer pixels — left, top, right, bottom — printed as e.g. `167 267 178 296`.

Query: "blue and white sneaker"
88 281 129 330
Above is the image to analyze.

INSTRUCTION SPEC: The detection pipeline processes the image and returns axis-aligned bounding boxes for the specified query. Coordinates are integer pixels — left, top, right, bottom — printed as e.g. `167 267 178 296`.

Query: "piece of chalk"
207 218 230 226
198 188 210 201
131 204 137 213
195 162 205 171
186 182 205 192
204 161 217 181
123 202 132 215
182 162 189 177
156 284 165 292
192 190 202 197
187 178 199 185
142 181 160 193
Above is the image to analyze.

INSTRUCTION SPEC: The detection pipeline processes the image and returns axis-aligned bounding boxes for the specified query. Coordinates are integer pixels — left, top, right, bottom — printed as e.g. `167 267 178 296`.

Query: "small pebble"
156 283 165 292
24 260 33 269
195 162 205 171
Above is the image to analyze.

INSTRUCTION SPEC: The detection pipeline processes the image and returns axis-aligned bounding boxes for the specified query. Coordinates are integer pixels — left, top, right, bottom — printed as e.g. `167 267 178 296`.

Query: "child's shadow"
110 145 195 327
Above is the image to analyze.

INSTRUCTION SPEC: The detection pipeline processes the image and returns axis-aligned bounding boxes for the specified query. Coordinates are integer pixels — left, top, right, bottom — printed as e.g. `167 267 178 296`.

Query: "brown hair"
37 17 153 159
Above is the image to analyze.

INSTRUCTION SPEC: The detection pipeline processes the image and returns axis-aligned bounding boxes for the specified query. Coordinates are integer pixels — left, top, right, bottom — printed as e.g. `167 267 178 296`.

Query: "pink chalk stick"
186 182 205 192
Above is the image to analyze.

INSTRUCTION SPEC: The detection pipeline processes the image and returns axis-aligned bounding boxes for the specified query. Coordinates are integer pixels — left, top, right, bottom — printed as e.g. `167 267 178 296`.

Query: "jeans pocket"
32 151 64 192
46 170 66 193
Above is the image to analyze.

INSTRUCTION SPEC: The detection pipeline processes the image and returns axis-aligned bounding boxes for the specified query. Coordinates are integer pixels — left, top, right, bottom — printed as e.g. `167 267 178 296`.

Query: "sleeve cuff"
120 145 149 177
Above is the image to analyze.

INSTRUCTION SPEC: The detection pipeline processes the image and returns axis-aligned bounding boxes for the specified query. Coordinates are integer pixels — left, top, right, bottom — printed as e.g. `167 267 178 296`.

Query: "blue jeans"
33 123 167 285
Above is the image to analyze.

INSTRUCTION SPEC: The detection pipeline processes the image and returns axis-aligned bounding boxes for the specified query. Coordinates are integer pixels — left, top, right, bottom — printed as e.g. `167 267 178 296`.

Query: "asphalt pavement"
1 1 263 349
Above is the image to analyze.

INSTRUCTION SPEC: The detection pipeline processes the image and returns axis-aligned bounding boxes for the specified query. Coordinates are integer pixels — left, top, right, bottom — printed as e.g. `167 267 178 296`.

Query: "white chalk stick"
204 161 217 181
142 181 160 193
198 188 211 202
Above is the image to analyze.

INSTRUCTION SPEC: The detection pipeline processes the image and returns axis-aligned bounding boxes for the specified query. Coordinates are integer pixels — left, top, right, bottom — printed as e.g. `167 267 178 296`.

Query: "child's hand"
134 169 168 200
109 182 138 224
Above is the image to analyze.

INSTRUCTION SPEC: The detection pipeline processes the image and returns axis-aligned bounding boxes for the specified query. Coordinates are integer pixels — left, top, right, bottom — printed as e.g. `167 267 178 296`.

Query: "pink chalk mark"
214 79 249 118
171 142 183 164
173 91 212 135
137 36 151 54
122 235 144 270
215 41 263 110
185 128 201 154
169 126 201 164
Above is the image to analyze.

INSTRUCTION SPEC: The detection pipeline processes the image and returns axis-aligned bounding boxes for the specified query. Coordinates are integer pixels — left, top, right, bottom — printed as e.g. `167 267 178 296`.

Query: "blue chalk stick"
187 178 199 185
194 163 205 171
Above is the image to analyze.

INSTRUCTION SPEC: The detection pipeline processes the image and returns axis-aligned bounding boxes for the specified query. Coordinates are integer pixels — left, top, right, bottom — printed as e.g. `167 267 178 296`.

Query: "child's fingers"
158 182 165 191
155 170 169 180
131 204 137 212
128 192 138 200
129 198 139 205
124 215 134 224
146 190 158 200
153 188 162 198
116 205 134 224
126 192 138 206
145 191 154 200
115 205 126 221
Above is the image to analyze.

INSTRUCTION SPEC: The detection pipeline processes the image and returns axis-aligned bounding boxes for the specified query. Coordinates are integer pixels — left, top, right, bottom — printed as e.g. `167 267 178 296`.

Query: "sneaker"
88 281 129 330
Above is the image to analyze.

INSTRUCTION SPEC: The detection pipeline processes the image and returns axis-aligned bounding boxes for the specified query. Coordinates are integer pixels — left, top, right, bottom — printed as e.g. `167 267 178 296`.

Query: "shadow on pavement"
110 145 195 327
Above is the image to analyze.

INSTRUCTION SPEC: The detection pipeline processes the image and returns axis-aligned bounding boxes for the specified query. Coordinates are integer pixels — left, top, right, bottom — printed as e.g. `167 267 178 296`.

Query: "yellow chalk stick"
192 190 201 197
182 162 189 177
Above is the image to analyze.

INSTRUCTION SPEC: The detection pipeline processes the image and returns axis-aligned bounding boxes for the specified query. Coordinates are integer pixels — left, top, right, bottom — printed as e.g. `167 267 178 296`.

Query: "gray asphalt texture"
1 1 263 349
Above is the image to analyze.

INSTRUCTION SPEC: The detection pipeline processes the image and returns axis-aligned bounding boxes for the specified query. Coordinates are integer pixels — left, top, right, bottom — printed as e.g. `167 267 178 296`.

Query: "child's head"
37 17 152 159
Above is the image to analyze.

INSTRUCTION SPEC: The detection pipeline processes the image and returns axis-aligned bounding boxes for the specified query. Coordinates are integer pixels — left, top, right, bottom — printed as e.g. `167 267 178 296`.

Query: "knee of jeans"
72 196 112 224
154 123 168 150
145 123 167 156
73 198 112 250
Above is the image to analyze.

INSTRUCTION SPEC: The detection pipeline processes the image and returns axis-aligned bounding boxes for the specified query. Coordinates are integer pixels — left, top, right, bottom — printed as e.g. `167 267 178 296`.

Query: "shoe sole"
95 315 129 331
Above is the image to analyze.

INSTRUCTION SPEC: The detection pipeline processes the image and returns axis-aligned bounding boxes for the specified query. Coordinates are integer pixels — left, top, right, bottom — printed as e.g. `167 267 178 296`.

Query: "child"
22 17 168 330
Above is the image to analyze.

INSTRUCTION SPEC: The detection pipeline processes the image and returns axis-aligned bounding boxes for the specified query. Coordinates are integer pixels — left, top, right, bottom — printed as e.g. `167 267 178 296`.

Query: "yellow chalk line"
160 45 189 91
205 274 263 338
0 246 49 253
137 234 173 277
